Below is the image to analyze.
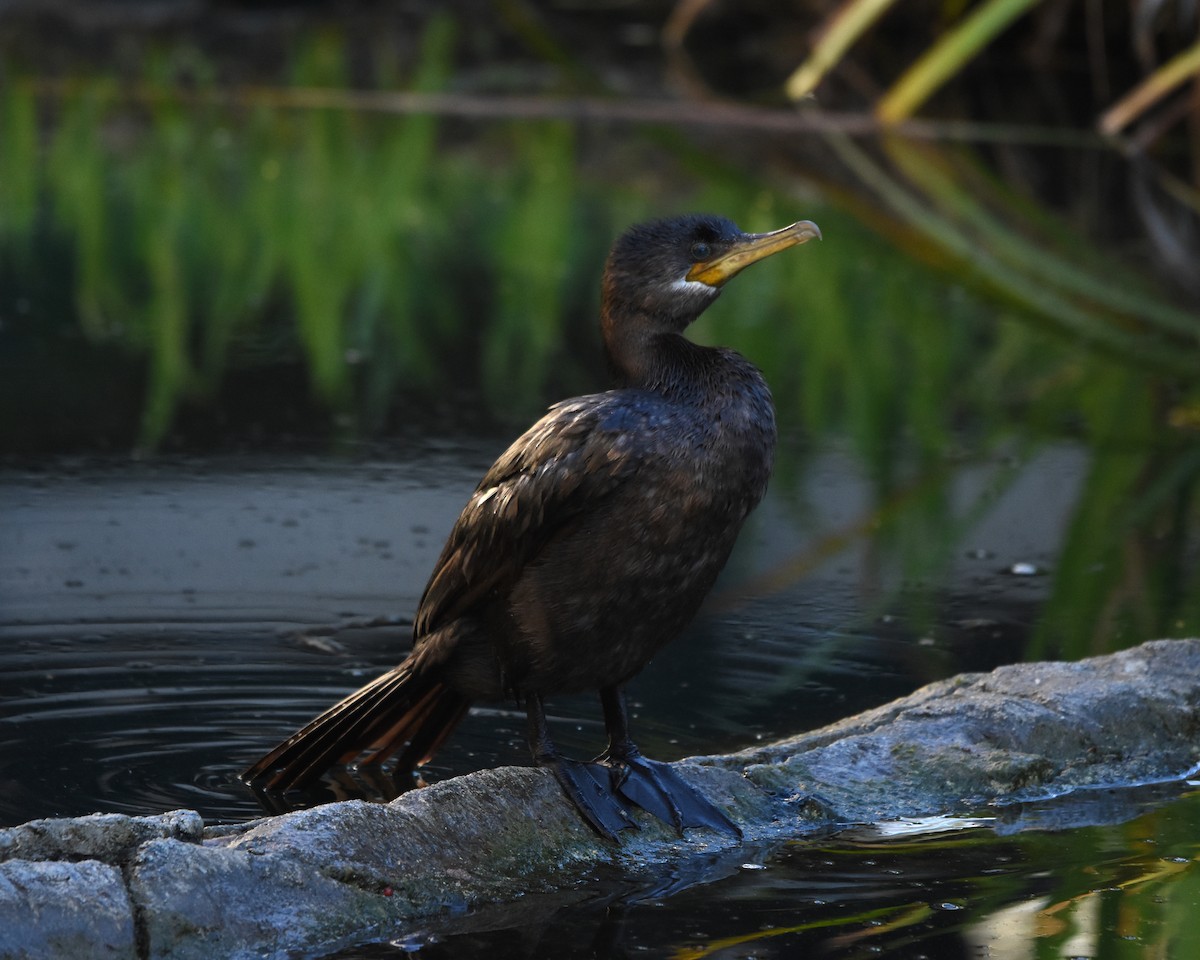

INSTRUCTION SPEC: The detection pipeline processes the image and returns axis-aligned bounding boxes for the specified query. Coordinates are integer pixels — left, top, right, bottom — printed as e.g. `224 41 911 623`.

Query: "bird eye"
690 242 711 261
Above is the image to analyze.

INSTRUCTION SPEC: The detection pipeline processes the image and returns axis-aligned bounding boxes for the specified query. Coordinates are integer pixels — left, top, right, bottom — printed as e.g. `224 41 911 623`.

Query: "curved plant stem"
785 0 900 101
1099 40 1200 136
875 0 1041 123
828 132 1200 375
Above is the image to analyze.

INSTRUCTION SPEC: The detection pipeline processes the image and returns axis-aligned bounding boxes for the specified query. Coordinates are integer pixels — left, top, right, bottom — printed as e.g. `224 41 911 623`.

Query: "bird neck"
602 319 712 394
601 271 721 391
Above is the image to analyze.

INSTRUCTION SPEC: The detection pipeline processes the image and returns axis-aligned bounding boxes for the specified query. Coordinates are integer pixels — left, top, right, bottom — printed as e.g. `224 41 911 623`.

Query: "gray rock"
0 810 203 866
3 638 1199 960
131 767 798 958
129 836 397 960
0 859 135 960
729 638 1200 822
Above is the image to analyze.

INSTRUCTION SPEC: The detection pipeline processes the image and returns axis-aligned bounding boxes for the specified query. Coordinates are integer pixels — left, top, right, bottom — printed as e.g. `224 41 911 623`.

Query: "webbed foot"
538 755 639 840
608 750 741 837
596 686 741 837
526 690 741 841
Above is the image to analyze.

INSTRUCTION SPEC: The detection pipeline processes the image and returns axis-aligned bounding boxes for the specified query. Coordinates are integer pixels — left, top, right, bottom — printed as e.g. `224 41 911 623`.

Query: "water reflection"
3 18 1198 665
1 10 1199 957
0 439 1145 826
311 789 1200 959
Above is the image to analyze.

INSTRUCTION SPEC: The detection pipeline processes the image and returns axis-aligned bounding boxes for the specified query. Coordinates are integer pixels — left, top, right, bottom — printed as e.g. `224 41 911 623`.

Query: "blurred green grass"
1 22 1198 657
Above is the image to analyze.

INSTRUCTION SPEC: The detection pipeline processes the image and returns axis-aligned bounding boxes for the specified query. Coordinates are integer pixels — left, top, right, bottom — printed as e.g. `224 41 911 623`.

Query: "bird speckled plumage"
243 213 820 837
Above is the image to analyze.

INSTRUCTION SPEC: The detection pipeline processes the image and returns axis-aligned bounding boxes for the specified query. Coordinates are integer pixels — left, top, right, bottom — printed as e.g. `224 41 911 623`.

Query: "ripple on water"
0 625 533 826
0 600 956 827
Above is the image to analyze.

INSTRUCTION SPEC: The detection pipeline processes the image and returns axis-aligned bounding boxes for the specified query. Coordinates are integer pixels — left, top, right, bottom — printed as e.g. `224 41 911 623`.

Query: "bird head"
602 214 821 332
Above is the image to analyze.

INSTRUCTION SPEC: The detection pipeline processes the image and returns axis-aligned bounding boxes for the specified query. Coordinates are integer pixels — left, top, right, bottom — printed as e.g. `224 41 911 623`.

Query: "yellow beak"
686 220 822 287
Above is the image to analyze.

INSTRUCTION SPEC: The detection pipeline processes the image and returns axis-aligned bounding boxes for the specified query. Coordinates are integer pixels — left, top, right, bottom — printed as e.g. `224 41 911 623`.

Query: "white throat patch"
670 276 718 296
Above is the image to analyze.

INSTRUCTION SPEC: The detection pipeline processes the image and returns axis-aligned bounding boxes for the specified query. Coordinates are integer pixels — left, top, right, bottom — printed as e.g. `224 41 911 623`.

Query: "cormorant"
242 213 821 838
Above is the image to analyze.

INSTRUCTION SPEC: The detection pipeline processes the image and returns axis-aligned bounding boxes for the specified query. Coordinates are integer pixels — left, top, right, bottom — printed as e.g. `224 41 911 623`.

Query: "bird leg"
597 686 741 837
526 694 638 840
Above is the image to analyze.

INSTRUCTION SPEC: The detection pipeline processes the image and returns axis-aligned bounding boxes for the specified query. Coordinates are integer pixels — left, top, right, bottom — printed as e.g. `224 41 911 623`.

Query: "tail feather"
241 661 470 793
386 693 471 772
252 670 411 788
359 684 443 763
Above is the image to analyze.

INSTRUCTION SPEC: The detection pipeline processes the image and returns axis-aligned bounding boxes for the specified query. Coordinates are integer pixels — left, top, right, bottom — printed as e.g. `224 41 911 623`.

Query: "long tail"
241 659 471 793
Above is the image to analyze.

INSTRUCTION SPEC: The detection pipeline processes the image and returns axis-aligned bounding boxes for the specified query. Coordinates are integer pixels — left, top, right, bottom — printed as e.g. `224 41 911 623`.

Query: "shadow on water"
1 4 1199 958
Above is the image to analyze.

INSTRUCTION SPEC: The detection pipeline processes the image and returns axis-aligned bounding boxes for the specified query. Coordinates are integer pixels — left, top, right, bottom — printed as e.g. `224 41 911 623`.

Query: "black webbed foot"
597 686 741 838
527 690 741 841
538 755 639 840
527 693 639 840
609 751 741 837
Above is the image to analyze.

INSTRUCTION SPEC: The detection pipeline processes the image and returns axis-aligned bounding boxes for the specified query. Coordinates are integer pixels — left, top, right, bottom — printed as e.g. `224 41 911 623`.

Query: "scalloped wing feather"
413 395 647 639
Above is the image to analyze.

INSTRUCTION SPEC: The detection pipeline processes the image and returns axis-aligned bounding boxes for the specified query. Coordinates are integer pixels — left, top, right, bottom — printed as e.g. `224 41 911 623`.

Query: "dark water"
1 7 1198 956
0 435 1064 826
7 437 1198 959
319 787 1200 958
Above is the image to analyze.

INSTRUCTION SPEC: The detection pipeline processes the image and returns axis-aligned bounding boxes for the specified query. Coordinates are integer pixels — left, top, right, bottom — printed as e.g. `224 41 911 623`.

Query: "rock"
729 639 1200 822
129 837 395 960
2 638 1199 960
0 859 135 960
133 766 788 958
0 810 203 866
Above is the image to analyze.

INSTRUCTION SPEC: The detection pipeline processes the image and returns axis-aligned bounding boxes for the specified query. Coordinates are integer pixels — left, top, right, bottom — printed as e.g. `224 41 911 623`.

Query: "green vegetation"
0 22 1197 658
787 0 1200 150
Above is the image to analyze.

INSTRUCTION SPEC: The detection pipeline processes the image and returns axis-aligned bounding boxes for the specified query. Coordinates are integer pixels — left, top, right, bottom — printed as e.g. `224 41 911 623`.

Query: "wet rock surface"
727 637 1200 820
0 859 136 960
0 810 203 865
2 638 1198 960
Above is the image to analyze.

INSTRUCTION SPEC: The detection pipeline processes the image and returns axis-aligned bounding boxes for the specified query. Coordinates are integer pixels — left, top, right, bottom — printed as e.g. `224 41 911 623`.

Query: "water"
7 440 1198 960
1 7 1198 955
1 436 1069 826
329 788 1200 958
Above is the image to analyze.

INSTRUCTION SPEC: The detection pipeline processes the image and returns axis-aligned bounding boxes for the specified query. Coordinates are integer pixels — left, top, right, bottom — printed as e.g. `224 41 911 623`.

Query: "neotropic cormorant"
242 213 821 838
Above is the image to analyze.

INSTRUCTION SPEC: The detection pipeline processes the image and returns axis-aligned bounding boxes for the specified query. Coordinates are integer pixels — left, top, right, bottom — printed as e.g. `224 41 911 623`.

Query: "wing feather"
413 395 652 639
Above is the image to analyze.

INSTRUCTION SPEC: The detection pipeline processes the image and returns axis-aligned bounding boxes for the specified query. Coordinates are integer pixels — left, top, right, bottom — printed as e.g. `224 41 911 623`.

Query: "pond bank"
3 638 1198 960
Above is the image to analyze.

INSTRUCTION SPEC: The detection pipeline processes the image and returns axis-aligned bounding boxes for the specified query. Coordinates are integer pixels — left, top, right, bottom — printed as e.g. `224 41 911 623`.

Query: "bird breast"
498 368 776 695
